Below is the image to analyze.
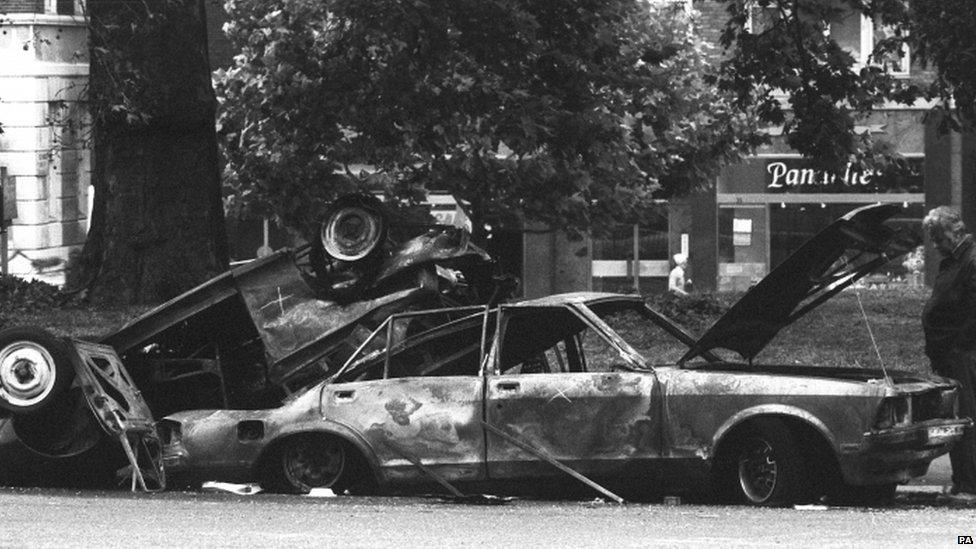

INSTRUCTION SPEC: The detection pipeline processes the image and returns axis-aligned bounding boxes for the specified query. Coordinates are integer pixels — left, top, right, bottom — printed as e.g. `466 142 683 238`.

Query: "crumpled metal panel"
233 253 343 362
371 228 490 287
100 270 239 355
68 340 165 491
233 253 431 385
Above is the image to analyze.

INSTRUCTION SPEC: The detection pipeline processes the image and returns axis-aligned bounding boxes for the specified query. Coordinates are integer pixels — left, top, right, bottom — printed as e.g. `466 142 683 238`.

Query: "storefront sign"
765 159 923 194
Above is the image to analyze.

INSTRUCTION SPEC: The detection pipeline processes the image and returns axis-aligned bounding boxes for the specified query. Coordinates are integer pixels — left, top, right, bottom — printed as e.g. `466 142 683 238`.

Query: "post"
632 223 640 294
0 167 7 276
1 224 7 277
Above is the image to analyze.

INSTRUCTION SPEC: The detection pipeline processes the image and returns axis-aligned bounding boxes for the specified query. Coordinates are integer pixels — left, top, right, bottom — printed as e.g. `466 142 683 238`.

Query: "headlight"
157 420 181 445
943 388 959 418
874 396 911 429
237 420 265 442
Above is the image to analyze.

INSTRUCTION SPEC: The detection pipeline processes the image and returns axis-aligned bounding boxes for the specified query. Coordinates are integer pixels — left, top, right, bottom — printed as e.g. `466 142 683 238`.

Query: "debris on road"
201 481 263 495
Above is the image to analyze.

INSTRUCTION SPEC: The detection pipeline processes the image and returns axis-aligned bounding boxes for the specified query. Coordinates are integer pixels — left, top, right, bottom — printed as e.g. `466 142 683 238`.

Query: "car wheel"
0 327 75 414
263 436 346 494
724 418 808 506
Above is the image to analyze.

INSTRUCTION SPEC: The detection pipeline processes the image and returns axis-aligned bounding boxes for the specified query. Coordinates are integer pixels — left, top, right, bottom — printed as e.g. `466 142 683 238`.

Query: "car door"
484 303 663 480
322 308 492 485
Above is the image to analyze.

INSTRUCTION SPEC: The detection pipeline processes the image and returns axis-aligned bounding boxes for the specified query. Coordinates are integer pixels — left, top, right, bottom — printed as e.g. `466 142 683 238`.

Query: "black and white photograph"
0 0 975 546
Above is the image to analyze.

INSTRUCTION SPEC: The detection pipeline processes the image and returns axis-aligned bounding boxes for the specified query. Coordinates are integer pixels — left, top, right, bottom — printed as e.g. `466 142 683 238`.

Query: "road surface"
0 471 973 549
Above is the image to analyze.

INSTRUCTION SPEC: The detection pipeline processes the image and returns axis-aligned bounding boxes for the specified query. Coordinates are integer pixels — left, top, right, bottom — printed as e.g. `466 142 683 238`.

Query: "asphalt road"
0 483 973 548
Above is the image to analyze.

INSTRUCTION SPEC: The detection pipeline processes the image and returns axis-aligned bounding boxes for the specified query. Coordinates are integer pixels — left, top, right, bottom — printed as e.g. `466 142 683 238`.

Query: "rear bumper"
840 418 972 485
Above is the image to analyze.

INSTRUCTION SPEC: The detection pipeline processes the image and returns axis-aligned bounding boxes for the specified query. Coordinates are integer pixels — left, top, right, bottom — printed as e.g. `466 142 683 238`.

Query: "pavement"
894 454 976 506
901 454 951 494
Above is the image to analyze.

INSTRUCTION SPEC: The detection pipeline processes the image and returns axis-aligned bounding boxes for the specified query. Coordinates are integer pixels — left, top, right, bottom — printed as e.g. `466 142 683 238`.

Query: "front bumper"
840 418 972 485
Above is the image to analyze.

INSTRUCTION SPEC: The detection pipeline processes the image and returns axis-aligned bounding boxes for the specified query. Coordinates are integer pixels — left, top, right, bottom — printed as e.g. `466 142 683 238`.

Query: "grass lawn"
0 304 151 341
753 286 929 374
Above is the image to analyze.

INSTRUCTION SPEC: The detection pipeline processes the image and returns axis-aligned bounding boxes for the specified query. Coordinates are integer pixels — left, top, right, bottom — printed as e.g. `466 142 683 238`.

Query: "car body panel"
485 371 662 479
321 376 486 483
656 367 881 459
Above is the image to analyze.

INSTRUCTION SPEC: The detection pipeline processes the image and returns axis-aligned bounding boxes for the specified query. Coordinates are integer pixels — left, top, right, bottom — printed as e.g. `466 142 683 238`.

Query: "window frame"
745 1 910 78
332 305 492 382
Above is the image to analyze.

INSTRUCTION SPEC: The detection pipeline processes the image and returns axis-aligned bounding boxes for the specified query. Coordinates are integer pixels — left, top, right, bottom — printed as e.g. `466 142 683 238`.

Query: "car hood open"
681 204 917 364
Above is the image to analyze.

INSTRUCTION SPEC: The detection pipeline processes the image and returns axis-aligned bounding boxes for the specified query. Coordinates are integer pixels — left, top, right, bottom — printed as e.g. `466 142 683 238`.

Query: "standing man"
922 206 976 499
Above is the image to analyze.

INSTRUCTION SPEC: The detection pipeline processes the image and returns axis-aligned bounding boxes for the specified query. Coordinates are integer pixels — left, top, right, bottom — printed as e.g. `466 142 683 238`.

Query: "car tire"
0 326 75 414
261 435 346 494
719 418 809 506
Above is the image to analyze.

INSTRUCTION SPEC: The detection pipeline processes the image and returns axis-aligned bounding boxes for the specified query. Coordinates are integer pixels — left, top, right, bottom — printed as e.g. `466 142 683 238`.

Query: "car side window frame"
574 303 653 371
485 303 641 376
333 305 492 382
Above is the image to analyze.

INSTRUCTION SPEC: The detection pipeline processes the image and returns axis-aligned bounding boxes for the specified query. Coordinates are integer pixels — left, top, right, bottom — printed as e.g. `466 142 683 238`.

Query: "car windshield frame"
484 300 668 374
576 296 722 369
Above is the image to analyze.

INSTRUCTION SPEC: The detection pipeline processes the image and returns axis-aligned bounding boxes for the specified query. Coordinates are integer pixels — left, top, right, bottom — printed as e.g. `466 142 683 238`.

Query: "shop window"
769 202 923 282
591 205 669 293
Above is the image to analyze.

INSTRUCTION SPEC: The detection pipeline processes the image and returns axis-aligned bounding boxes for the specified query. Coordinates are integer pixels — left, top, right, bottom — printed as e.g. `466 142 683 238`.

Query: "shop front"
716 156 925 291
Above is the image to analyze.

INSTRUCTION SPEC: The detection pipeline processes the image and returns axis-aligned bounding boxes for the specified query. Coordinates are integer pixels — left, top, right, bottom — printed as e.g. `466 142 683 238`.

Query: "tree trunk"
77 0 228 303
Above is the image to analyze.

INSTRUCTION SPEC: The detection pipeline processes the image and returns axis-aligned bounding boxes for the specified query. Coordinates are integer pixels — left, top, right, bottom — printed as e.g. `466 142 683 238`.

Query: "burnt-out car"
0 194 503 489
0 331 164 489
159 204 972 505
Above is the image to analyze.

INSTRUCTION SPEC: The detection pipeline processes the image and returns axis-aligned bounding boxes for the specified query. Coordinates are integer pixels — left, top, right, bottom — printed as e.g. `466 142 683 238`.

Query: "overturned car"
0 195 504 489
159 204 972 505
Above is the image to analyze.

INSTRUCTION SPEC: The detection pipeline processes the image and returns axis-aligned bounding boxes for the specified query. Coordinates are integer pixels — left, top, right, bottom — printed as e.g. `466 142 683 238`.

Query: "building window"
871 18 910 76
745 2 784 34
56 0 75 15
747 2 909 77
649 0 692 15
828 5 910 77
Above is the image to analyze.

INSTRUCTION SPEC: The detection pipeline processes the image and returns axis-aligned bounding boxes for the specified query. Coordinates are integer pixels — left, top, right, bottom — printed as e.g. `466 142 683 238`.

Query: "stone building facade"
0 0 89 284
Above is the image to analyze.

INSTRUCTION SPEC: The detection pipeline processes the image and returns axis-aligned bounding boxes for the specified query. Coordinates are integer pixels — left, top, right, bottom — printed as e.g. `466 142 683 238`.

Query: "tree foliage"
717 0 976 172
907 0 976 127
217 0 762 236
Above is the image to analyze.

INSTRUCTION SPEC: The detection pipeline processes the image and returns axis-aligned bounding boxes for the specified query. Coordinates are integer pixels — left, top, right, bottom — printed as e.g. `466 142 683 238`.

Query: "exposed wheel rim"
737 437 778 503
281 440 345 491
321 206 383 261
0 341 58 408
